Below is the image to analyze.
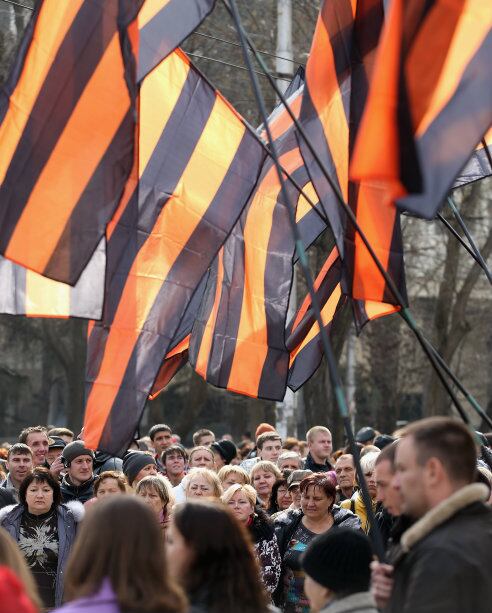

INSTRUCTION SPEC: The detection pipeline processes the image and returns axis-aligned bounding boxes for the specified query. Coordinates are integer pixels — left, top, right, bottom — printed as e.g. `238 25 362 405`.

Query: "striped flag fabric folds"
0 0 142 285
137 0 216 81
453 129 492 190
298 0 406 307
351 0 492 220
83 49 264 455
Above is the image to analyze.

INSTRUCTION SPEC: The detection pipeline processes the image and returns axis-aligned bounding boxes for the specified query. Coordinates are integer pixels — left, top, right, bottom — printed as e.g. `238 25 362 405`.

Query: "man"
257 432 282 462
47 427 74 444
162 445 187 486
46 437 66 467
122 450 158 488
375 417 492 612
192 428 215 447
286 469 313 509
2 443 33 501
335 454 357 501
18 426 50 467
148 424 173 470
305 426 333 472
60 441 96 503
341 451 379 534
278 451 303 472
356 426 377 447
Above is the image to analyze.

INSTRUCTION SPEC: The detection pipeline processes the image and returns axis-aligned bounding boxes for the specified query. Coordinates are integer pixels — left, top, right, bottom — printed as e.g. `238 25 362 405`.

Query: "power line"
186 51 291 82
0 0 33 11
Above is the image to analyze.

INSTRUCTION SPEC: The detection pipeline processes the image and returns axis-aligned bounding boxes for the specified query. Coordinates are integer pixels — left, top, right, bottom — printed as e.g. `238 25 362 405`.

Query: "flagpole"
227 0 386 560
221 0 471 427
437 212 490 273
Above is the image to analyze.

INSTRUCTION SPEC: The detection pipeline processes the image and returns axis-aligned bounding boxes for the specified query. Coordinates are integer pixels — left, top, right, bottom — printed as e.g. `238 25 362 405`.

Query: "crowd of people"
0 419 491 612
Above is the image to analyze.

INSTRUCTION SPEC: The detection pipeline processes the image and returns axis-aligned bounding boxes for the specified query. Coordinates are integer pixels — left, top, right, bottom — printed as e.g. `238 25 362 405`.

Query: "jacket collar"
400 483 488 553
320 591 377 613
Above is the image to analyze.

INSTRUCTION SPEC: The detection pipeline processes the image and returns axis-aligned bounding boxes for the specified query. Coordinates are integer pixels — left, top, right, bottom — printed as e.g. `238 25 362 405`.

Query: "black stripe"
138 0 216 81
188 258 219 369
382 218 407 305
453 146 492 189
0 1 119 250
44 109 135 284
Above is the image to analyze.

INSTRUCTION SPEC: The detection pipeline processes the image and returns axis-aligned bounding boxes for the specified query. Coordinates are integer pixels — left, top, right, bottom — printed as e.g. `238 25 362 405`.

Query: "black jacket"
304 452 333 473
0 487 15 510
387 484 492 613
60 474 95 504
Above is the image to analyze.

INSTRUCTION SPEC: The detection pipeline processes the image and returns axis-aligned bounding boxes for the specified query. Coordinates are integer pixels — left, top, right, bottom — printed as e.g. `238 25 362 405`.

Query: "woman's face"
166 522 192 581
25 480 54 515
138 486 164 516
227 490 254 523
252 470 276 498
187 475 214 499
301 485 333 520
96 478 123 499
276 484 292 510
222 473 246 490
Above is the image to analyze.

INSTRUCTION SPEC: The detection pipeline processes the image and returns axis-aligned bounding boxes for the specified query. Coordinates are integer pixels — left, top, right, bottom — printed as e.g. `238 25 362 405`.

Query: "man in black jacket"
373 417 492 613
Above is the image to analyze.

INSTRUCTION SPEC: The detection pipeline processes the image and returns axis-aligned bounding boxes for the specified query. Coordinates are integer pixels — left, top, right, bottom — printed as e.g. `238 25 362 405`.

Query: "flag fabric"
351 0 492 220
187 79 328 401
298 0 406 306
0 0 142 285
137 0 216 82
453 129 492 189
83 49 264 455
0 241 105 319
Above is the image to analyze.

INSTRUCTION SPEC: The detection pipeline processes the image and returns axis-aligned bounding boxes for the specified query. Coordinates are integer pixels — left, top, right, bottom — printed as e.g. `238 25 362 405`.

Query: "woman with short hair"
136 475 174 535
53 496 186 613
217 465 251 490
268 478 292 515
167 501 271 613
183 468 223 501
222 483 281 594
0 467 84 609
250 461 282 508
273 473 361 612
94 471 128 499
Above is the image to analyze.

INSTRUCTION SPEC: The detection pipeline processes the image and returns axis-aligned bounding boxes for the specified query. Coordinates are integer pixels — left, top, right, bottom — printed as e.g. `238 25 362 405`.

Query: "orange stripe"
25 268 70 317
5 34 130 273
295 181 318 223
84 89 245 448
167 334 190 359
364 300 399 321
196 253 224 378
289 283 342 367
268 91 303 141
0 1 83 185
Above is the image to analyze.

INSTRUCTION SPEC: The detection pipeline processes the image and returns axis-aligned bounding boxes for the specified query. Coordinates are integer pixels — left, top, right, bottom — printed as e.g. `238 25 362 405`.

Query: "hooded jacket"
60 474 96 504
0 500 84 607
386 483 492 613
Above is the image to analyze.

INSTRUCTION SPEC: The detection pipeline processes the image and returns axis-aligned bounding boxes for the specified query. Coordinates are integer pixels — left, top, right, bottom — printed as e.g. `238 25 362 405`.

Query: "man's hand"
49 456 64 479
371 561 394 610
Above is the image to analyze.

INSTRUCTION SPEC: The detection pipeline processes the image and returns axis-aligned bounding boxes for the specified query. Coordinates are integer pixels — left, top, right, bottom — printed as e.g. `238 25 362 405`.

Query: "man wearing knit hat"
122 450 157 488
60 441 96 504
302 528 377 613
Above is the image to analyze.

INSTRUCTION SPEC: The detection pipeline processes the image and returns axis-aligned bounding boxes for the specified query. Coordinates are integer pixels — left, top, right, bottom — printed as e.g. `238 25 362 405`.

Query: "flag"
351 0 492 220
83 49 264 455
299 0 406 306
454 129 492 189
137 0 216 81
0 0 142 285
0 241 104 319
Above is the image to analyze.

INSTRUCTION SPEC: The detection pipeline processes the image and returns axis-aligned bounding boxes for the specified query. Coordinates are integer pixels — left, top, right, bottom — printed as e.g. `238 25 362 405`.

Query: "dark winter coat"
60 474 95 504
0 501 84 607
249 508 282 593
304 452 333 473
0 486 16 509
386 483 492 613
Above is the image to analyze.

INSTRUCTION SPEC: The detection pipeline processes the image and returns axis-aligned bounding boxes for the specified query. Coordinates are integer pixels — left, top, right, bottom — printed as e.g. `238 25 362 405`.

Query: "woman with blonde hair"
250 461 282 508
222 484 281 594
217 465 250 490
136 475 174 535
0 526 41 610
183 468 223 501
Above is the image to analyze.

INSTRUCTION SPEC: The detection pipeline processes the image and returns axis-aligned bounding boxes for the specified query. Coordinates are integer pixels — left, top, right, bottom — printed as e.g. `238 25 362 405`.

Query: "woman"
52 496 186 613
136 475 174 535
0 467 84 609
94 471 128 499
217 465 250 490
268 478 293 516
0 526 41 610
183 468 223 501
167 500 271 613
222 484 281 594
250 461 282 508
274 473 361 613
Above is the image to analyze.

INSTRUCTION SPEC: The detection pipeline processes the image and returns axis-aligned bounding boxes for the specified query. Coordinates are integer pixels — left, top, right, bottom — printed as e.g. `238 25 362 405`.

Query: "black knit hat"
302 528 372 593
355 426 376 443
61 441 94 466
122 451 156 485
211 440 237 464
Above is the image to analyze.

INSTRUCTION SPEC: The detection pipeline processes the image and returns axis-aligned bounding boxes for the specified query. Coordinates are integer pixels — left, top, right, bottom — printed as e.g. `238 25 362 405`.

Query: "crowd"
0 419 491 613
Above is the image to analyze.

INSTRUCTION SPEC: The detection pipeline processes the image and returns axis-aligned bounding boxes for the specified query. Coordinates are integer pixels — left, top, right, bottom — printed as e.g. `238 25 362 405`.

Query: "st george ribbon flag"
351 0 492 220
83 50 264 455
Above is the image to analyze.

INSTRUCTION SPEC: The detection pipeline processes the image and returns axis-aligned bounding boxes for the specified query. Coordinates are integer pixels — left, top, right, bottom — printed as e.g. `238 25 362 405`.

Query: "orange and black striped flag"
83 50 264 455
351 0 492 220
137 0 216 81
0 0 142 285
187 78 329 401
454 129 492 190
298 0 406 307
